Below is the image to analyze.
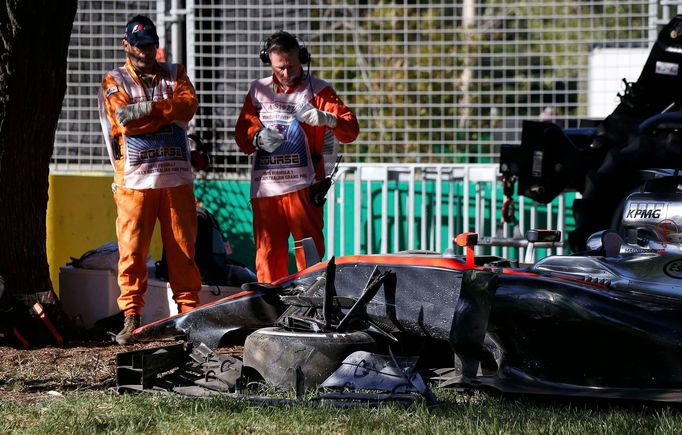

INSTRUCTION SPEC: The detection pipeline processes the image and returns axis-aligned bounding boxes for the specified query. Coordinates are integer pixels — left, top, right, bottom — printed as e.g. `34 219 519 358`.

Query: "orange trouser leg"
252 194 292 283
115 187 160 316
287 188 325 272
158 184 201 312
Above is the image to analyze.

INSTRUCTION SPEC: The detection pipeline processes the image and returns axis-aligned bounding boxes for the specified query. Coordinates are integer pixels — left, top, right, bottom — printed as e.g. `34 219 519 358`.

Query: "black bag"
194 206 230 284
0 276 68 348
155 207 256 286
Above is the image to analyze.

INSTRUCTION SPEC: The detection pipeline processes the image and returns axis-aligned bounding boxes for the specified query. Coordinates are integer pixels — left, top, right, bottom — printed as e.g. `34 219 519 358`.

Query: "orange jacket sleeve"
302 85 359 179
101 74 128 139
312 86 360 144
101 61 198 137
234 92 261 155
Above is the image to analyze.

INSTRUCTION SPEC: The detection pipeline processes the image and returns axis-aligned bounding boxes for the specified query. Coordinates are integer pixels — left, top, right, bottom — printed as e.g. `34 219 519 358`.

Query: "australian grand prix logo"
255 119 308 170
664 259 682 279
127 124 188 165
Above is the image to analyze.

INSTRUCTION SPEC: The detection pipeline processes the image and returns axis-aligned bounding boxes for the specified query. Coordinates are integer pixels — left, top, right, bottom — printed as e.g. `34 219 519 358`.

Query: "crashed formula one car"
120 192 682 403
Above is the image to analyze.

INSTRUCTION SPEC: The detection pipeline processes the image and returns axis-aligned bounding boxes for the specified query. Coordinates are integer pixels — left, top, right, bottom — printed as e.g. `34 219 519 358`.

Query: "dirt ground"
0 339 243 405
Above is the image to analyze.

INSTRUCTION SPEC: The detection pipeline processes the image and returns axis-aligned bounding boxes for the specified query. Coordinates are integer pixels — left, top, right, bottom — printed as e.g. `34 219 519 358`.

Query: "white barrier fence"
324 163 570 261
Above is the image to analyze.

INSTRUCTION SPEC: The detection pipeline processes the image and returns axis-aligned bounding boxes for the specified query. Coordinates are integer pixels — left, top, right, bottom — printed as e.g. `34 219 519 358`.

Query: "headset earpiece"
298 46 310 65
259 45 271 64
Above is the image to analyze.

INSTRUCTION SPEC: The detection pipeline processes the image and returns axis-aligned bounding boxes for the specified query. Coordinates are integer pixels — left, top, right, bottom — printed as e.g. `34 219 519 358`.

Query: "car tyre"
243 327 377 390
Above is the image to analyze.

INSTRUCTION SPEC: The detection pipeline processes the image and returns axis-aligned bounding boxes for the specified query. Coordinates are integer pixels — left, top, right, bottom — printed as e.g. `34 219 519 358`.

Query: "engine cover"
622 192 682 244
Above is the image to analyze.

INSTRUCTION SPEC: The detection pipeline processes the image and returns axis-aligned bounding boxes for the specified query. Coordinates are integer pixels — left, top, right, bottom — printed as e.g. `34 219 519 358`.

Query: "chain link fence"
52 0 682 176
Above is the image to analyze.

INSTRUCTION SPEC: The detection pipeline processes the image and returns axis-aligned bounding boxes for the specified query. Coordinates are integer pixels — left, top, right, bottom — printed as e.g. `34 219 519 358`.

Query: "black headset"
259 31 310 65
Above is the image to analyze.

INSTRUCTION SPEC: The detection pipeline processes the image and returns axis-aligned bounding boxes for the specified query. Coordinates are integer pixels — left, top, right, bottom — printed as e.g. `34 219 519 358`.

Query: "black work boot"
115 314 141 345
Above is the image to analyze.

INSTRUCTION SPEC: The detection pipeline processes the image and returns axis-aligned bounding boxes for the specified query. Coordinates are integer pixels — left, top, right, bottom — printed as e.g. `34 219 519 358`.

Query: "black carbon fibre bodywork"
448 254 682 401
490 273 682 389
327 258 464 341
131 288 285 349
131 255 468 349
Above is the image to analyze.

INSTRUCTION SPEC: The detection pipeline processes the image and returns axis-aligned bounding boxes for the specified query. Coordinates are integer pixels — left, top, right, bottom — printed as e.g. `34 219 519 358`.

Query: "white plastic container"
59 266 119 329
60 265 246 328
141 279 174 325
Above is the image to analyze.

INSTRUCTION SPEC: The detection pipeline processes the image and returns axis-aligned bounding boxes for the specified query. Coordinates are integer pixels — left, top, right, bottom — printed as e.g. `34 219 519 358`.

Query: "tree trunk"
0 1 77 295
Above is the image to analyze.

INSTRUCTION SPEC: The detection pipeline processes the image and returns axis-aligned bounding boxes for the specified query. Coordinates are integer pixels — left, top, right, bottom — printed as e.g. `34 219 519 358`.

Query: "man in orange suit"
98 15 201 344
235 31 359 282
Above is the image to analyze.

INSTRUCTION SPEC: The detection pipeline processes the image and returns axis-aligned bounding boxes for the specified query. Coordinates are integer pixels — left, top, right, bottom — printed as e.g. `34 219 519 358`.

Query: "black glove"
310 177 332 207
188 134 210 171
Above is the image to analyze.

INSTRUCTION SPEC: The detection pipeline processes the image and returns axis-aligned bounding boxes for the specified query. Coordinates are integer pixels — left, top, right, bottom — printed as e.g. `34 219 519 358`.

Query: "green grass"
3 389 682 434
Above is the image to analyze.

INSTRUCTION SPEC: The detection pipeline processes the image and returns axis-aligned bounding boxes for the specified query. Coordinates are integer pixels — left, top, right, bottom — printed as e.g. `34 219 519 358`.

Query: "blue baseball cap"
125 15 159 46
